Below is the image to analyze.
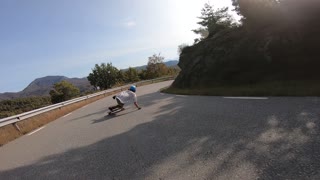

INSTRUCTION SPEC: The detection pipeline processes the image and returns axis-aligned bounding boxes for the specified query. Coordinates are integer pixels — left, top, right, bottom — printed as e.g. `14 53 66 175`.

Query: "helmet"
129 85 136 92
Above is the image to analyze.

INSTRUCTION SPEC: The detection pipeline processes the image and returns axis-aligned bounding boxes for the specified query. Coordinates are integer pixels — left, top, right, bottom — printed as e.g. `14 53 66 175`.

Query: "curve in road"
0 80 319 179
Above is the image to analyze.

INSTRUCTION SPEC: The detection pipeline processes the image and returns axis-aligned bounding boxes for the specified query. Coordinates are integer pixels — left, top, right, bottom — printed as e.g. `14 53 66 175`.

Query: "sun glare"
167 0 235 45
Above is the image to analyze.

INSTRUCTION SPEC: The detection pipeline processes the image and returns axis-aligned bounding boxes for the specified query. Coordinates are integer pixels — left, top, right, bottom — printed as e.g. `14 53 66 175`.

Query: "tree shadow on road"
0 92 319 179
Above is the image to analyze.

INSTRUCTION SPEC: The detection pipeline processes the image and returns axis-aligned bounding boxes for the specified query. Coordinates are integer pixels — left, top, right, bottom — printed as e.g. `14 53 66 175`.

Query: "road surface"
0 81 320 179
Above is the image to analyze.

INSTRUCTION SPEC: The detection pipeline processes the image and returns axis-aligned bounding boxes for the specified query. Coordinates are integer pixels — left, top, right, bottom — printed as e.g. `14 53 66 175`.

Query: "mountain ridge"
0 76 92 101
122 60 178 71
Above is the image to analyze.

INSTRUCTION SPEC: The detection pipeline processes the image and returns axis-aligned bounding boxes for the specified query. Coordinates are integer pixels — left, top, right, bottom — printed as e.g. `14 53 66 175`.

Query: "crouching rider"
109 85 141 111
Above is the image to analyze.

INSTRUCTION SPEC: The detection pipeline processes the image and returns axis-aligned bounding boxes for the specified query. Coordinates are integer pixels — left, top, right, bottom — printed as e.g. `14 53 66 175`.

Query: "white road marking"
223 97 268 100
27 126 45 136
176 95 187 97
63 113 72 118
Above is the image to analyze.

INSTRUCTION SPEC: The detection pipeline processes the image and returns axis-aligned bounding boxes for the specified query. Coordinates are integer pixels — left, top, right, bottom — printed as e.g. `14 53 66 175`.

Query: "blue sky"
0 0 235 93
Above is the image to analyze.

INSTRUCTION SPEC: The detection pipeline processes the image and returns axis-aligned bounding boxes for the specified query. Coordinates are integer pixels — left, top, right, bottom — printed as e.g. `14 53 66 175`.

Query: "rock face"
172 46 206 88
172 30 246 88
172 26 320 89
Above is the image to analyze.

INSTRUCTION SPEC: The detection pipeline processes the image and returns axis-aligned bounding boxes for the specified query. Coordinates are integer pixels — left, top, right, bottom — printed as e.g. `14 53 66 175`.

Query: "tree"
231 0 281 28
138 69 147 80
167 67 180 76
49 81 80 104
146 53 168 79
193 3 234 42
116 70 125 85
124 67 140 83
87 63 120 90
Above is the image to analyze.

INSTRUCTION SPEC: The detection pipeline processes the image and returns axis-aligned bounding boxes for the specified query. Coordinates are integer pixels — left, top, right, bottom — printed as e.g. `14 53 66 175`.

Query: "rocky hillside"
172 1 320 89
0 76 92 101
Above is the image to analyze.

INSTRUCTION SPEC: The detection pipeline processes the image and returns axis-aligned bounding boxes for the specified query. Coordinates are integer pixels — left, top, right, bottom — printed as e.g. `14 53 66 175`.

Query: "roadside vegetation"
168 0 320 96
87 53 179 90
0 97 52 119
0 54 179 119
49 80 80 103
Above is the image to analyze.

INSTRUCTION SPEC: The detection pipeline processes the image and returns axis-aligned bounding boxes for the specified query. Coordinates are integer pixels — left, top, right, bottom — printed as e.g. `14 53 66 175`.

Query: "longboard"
108 107 125 115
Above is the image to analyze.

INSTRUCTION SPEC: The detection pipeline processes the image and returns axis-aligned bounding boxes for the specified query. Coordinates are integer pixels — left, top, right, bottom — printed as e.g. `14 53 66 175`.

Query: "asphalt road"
0 80 319 180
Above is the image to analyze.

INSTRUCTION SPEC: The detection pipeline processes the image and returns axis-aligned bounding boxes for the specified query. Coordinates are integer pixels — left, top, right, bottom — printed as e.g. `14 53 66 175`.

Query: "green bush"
0 96 52 118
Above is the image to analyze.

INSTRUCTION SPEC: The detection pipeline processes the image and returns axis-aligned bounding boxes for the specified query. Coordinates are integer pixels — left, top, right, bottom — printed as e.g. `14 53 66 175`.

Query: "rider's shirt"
116 90 137 104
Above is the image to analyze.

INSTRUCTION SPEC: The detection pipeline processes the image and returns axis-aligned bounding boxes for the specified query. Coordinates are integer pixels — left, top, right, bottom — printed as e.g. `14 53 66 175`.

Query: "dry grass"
0 124 22 146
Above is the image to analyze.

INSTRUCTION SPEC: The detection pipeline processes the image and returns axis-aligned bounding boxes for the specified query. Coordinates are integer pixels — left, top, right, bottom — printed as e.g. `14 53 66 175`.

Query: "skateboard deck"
108 107 125 115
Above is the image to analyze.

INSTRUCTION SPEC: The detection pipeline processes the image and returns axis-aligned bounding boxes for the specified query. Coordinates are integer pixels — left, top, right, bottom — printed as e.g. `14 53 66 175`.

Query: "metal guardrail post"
13 123 21 132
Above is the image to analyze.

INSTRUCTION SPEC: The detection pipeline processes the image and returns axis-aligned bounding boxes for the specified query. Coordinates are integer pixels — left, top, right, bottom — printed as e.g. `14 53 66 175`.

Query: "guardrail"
0 76 174 128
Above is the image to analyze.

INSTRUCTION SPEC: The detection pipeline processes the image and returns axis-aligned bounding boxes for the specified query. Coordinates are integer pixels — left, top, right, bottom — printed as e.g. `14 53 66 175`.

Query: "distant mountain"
0 92 20 101
164 60 179 67
0 76 92 101
123 60 178 71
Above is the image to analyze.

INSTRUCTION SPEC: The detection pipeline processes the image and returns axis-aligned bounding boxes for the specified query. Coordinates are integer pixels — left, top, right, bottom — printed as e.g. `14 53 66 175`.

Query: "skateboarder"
109 85 141 112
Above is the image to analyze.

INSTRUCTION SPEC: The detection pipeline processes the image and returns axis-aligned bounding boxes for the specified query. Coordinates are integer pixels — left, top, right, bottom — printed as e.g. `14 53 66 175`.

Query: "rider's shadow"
91 109 139 124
